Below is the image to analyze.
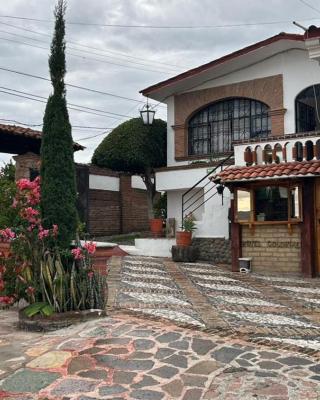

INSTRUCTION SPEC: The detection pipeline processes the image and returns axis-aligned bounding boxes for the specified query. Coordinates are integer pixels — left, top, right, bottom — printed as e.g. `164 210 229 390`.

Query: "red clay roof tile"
216 160 320 182
0 124 84 150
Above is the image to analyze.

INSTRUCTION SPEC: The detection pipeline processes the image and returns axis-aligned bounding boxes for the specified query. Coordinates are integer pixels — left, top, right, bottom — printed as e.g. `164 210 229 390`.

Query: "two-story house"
141 25 320 275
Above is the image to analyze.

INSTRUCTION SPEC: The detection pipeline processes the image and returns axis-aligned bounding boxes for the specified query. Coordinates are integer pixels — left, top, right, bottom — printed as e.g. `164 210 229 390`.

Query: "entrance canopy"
215 160 320 183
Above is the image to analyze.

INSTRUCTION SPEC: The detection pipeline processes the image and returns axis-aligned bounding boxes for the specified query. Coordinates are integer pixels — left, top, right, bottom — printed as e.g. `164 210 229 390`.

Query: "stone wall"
192 237 231 264
241 225 301 275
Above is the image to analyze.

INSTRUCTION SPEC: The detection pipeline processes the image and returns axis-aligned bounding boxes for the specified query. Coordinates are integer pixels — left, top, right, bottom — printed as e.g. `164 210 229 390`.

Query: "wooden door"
315 179 320 276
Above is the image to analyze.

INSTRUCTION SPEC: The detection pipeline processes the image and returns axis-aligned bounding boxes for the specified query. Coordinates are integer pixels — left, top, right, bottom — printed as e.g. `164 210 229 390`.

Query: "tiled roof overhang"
0 124 84 155
140 33 304 97
215 160 320 183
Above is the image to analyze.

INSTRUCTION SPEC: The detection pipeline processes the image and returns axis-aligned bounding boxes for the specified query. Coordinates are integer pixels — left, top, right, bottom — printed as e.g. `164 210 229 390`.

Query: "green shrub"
0 162 18 229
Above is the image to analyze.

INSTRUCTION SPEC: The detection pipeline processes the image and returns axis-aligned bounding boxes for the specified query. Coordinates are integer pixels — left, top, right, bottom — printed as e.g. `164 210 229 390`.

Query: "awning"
215 160 320 183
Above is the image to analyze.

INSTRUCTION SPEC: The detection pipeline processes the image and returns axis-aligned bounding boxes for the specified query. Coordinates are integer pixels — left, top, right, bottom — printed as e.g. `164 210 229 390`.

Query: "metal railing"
181 154 233 226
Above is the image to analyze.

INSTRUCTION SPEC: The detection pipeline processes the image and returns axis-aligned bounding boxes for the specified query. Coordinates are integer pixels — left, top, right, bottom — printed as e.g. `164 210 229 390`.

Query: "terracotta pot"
0 242 10 258
176 231 192 247
149 218 163 237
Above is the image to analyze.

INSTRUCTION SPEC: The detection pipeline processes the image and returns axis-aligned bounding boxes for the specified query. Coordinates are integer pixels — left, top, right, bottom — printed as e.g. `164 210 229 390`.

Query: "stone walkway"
112 256 320 354
1 310 320 399
2 256 320 399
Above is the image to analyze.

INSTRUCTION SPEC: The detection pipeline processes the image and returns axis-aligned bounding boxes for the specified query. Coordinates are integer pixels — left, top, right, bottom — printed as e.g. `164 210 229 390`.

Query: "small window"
255 186 288 221
235 185 302 224
236 190 252 221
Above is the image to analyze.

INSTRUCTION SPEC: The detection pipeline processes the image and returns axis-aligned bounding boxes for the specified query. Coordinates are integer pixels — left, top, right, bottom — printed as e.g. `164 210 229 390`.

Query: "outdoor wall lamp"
216 183 225 195
140 98 155 126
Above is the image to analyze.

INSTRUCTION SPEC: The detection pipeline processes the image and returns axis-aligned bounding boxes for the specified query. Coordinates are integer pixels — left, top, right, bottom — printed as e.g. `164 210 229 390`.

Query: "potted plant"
149 193 167 237
149 209 163 237
176 213 196 247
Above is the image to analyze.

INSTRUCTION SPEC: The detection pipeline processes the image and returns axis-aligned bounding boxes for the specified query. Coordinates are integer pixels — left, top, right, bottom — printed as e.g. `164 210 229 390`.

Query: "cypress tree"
40 0 78 248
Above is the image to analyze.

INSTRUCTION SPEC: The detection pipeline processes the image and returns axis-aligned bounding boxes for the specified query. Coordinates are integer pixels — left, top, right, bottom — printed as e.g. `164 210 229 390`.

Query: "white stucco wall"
167 48 320 169
160 45 320 238
234 135 320 166
166 187 230 239
189 49 320 137
89 174 120 191
131 175 146 190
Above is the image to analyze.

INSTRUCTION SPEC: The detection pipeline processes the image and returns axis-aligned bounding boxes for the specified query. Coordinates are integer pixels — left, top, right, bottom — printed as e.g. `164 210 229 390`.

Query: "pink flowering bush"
0 177 107 313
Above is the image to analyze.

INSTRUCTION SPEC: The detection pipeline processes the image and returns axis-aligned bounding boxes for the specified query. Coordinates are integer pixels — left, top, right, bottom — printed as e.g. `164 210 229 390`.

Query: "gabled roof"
0 124 84 155
141 32 304 100
216 160 320 183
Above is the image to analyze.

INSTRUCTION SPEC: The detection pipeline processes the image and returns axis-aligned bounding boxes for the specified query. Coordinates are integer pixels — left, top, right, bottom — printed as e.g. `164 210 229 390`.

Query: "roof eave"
140 32 304 98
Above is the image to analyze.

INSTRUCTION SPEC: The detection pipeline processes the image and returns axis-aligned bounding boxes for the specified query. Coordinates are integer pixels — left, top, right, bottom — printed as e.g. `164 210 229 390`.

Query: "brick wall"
241 225 301 275
120 176 149 234
13 156 150 237
13 152 40 180
173 74 284 160
88 189 121 236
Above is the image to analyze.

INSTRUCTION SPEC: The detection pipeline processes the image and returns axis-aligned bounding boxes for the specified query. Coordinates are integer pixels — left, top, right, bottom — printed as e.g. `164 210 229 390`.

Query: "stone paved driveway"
1 310 320 399
112 256 320 354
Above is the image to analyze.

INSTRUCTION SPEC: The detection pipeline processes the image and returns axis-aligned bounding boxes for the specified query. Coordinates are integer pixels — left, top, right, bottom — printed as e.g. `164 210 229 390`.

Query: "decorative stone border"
18 309 107 332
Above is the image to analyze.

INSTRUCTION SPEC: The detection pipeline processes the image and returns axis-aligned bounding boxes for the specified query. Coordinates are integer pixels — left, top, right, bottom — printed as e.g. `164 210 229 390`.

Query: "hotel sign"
242 240 300 249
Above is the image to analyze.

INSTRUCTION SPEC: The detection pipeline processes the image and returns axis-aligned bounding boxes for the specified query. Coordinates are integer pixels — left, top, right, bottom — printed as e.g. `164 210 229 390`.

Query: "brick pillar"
282 146 287 162
13 152 40 180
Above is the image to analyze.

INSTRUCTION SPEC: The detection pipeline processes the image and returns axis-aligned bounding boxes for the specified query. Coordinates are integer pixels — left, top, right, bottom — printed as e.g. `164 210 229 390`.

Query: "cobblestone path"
1 311 320 399
113 256 320 354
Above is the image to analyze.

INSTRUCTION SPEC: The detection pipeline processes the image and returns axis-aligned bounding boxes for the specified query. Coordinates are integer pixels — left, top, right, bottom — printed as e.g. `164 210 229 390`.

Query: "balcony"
233 132 320 166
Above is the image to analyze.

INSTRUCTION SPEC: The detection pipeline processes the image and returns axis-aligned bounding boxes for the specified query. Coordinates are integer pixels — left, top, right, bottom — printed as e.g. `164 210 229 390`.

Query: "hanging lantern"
140 99 156 126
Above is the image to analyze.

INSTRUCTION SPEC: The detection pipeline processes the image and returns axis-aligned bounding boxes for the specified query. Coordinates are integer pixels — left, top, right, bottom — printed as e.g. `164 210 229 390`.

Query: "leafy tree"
40 0 78 248
92 117 167 218
0 162 17 229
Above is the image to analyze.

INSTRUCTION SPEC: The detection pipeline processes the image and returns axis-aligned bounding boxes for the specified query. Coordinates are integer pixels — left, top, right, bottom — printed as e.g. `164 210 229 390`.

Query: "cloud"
0 0 318 164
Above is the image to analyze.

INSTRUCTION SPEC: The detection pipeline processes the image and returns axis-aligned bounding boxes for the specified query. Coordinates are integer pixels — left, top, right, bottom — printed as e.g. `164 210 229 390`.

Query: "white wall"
167 188 230 239
89 174 119 191
167 48 320 169
161 46 320 238
189 49 320 137
157 166 213 191
234 134 320 166
131 175 146 190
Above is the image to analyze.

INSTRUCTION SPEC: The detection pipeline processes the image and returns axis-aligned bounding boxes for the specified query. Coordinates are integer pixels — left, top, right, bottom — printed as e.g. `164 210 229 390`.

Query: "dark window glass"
188 98 271 156
29 168 39 181
254 186 288 221
296 84 320 132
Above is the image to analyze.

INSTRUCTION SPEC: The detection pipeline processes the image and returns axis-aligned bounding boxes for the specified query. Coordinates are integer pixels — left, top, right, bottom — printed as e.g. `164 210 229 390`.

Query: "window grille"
188 98 271 156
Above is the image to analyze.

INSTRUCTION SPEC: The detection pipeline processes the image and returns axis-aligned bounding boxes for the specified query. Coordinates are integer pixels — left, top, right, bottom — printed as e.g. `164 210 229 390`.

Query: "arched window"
188 98 271 156
296 84 320 132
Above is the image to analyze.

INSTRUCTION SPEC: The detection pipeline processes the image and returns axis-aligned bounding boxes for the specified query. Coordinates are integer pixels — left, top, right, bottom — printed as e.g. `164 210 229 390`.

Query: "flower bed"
0 177 107 319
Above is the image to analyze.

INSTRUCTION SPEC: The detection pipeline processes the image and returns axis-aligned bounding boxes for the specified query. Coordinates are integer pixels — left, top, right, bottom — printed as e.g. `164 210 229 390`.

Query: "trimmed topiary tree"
92 117 167 218
40 0 78 248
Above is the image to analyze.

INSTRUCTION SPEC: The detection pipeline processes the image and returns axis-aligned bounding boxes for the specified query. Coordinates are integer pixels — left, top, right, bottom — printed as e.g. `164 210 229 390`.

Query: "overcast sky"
0 0 319 165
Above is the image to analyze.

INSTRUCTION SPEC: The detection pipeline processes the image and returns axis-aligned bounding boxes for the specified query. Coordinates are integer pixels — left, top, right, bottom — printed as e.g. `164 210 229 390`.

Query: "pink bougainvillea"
84 241 96 255
71 247 84 260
